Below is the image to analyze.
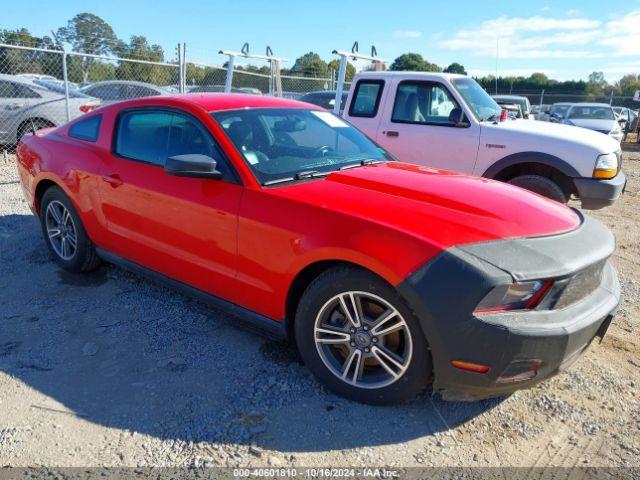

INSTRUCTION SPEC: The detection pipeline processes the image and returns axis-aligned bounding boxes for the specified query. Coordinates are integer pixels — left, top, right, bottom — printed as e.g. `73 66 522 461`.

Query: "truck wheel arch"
483 152 579 197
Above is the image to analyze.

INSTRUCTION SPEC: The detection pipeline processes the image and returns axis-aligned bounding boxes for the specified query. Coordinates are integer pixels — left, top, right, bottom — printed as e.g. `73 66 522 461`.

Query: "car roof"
493 95 527 100
0 73 48 86
111 93 319 112
301 91 347 97
82 80 167 90
568 103 611 108
356 71 466 80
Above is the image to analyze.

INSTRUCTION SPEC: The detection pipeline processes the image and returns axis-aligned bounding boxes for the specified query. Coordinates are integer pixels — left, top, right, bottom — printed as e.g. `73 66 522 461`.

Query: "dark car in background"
299 91 348 112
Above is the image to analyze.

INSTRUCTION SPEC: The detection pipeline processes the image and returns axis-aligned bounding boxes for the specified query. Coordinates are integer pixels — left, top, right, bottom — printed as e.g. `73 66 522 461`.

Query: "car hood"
484 118 620 153
565 118 615 131
270 162 580 249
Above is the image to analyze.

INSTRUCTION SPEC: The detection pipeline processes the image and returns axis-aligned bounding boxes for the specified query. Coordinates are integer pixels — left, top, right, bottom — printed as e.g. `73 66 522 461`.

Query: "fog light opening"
496 359 543 384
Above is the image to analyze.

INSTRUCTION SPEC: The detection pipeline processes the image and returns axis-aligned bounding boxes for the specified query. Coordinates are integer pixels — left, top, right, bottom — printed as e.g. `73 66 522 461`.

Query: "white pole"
224 55 235 93
333 55 347 115
495 38 499 94
61 48 71 122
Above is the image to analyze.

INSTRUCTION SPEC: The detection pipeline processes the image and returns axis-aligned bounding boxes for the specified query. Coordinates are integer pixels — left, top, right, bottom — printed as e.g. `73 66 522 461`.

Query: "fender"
482 151 580 179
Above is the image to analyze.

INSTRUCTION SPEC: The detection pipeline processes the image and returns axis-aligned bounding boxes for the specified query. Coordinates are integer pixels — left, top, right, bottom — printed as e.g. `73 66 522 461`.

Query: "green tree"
56 13 118 82
617 74 640 96
443 62 466 75
327 59 355 81
586 71 607 96
390 53 441 72
291 52 329 78
115 36 171 85
0 28 61 77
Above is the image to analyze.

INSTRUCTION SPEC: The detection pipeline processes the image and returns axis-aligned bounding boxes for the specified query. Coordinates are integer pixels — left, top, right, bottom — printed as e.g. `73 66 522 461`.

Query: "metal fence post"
539 89 545 110
181 43 187 93
61 47 71 122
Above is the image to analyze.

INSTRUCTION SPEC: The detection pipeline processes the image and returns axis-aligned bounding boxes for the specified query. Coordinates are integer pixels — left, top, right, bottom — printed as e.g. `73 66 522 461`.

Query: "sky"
3 0 640 82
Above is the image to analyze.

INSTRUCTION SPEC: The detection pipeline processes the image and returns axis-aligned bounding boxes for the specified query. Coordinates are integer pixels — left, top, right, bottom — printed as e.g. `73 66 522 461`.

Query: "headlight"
593 152 619 179
474 280 554 314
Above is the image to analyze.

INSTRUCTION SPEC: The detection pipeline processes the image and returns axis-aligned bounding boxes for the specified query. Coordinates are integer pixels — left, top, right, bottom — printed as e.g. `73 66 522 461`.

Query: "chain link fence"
0 42 339 147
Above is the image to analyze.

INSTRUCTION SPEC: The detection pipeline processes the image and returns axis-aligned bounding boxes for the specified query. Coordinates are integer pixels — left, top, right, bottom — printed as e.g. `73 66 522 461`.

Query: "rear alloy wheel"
39 186 100 273
45 200 77 260
507 174 568 204
295 267 431 404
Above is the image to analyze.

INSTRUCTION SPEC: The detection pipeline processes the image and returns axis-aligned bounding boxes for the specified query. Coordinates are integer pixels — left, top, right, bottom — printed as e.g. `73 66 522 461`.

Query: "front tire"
295 267 432 404
39 186 100 273
507 174 568 204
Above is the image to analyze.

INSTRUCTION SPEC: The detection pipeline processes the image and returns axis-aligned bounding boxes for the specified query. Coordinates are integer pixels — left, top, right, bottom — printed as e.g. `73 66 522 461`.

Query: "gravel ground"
0 142 638 469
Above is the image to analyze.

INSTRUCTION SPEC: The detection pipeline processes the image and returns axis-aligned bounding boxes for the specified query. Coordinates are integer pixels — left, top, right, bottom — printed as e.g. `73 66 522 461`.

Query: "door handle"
384 131 399 137
101 174 123 187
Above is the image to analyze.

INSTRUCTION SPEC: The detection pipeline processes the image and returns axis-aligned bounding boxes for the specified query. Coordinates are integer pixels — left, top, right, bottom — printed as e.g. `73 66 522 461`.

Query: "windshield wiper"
339 159 386 171
263 170 330 186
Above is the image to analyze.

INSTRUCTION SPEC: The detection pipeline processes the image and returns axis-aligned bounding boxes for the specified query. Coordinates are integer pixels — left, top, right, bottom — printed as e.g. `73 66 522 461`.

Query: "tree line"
1 13 639 99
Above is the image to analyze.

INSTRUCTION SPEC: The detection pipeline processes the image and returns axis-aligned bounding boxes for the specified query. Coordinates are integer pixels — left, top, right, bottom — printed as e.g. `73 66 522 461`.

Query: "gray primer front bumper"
574 171 626 210
397 212 621 400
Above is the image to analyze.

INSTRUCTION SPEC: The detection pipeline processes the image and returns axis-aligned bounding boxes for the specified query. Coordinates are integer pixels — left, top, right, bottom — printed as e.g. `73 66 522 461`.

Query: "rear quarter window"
348 80 384 118
68 115 102 142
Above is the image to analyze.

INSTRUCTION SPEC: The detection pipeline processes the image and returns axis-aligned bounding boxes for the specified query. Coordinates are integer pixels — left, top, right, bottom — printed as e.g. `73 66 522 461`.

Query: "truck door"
374 80 480 173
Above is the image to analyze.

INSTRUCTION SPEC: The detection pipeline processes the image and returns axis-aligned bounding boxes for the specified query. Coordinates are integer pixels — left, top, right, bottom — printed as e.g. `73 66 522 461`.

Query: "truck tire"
507 174 567 204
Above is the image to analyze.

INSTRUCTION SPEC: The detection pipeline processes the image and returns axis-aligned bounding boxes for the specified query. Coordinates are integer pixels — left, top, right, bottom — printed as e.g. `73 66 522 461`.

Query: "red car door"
97 108 242 302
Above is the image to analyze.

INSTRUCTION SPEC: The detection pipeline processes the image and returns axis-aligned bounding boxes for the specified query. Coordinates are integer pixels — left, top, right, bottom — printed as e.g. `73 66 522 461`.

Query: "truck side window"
392 81 461 126
348 80 384 118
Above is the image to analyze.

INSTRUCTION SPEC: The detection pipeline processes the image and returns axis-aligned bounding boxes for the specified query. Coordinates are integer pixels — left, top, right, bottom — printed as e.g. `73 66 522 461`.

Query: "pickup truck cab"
342 72 626 209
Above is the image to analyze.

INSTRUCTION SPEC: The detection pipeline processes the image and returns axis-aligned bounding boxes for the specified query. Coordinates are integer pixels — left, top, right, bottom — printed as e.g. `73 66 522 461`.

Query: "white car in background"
563 103 624 144
492 94 534 120
0 74 97 145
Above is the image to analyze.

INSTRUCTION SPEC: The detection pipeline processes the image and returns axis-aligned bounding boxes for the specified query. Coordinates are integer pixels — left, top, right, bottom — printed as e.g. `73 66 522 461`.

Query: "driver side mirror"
165 154 223 179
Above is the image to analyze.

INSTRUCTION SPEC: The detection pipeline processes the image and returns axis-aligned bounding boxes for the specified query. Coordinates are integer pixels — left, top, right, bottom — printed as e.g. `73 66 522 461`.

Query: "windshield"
550 104 571 116
452 78 501 122
212 108 393 185
567 106 615 120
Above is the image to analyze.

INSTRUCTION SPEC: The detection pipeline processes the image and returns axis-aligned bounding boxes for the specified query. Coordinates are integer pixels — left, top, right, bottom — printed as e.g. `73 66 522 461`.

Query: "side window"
69 115 102 142
0 81 14 98
115 110 229 174
13 83 41 99
115 111 174 166
392 82 461 126
348 80 384 118
87 85 120 101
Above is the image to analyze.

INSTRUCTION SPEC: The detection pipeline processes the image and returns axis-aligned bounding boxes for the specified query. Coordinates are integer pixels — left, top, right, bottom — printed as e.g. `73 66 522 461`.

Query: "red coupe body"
16 94 578 320
16 94 618 402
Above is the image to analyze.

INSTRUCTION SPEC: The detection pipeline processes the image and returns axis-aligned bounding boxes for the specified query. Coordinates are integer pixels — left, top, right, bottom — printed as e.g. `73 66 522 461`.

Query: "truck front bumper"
574 171 626 210
398 212 621 400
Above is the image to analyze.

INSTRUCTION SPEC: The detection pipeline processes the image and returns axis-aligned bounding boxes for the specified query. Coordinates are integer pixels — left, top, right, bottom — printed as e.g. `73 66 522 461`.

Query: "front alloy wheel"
314 291 413 389
295 266 432 404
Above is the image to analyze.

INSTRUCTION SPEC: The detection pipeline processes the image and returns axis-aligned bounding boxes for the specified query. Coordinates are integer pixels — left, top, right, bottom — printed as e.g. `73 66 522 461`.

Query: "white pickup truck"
342 72 626 209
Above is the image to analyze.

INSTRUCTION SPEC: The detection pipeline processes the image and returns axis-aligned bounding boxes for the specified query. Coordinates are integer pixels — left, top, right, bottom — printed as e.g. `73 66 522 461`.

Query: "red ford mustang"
16 94 620 404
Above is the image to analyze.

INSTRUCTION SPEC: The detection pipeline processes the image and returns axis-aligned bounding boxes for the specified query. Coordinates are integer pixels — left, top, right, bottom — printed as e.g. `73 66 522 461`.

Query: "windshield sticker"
311 111 349 128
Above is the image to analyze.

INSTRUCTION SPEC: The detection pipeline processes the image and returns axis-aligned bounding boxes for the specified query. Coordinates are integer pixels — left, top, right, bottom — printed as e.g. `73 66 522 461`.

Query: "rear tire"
39 186 100 273
295 266 432 405
507 174 568 204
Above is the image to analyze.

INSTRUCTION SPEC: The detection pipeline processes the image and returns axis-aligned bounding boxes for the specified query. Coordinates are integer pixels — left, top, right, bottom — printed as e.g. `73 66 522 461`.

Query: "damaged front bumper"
398 211 621 401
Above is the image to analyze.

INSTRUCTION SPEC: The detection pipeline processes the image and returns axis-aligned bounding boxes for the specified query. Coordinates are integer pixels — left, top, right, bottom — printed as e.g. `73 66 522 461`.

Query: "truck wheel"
295 266 432 405
39 186 101 273
507 174 567 204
